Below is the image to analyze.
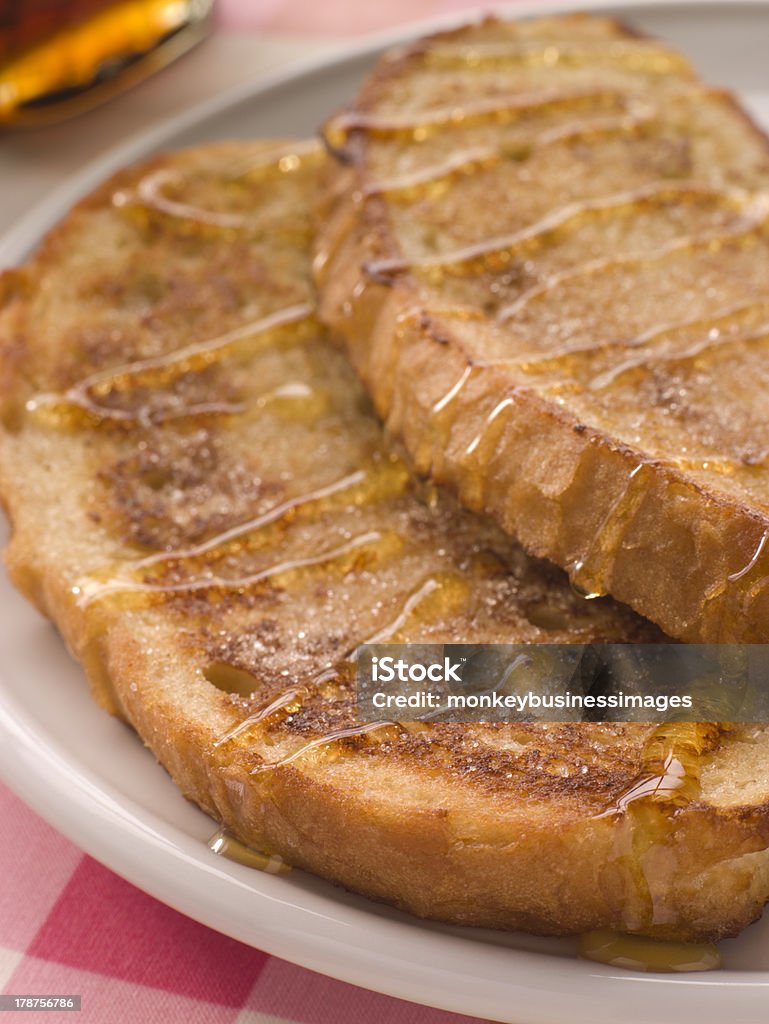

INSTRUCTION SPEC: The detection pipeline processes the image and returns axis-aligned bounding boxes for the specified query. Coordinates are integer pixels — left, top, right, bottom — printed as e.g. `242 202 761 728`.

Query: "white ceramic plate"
1 4 769 1022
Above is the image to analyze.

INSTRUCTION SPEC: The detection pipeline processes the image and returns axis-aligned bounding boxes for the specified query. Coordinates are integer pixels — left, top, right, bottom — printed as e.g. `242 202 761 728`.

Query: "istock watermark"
356 644 769 723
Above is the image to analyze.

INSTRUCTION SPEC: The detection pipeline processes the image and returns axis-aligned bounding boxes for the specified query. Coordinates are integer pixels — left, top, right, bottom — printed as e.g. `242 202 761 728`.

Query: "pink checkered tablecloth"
0 2 545 1022
0 785 495 1023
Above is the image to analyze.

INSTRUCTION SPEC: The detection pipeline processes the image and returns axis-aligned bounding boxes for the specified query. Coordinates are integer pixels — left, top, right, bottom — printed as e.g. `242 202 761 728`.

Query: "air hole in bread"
141 467 171 491
204 661 259 697
525 601 573 631
0 400 23 435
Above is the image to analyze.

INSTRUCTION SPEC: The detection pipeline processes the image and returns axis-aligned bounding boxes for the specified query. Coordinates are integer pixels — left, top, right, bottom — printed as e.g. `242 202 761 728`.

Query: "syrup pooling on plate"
208 828 291 874
578 929 720 972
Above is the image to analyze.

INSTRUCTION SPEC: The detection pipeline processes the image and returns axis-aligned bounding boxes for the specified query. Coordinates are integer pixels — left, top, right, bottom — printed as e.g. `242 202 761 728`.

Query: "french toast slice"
316 14 769 643
2 141 769 942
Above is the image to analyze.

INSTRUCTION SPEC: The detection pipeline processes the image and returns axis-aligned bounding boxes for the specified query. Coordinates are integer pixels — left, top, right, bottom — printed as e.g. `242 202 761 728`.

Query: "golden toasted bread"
2 140 769 943
316 14 769 644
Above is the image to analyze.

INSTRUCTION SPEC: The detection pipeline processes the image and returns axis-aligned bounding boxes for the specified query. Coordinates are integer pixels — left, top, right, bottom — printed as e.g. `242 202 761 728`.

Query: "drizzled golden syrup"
224 140 324 182
141 461 405 567
567 463 653 601
324 88 628 148
585 327 769 415
74 529 403 608
213 686 308 749
134 470 366 567
606 319 769 382
26 303 315 428
364 147 503 202
711 523 769 619
460 397 517 510
73 455 411 607
375 306 483 451
321 8 769 658
613 723 721 811
114 140 323 237
496 209 769 324
250 720 402 776
129 167 248 230
641 297 769 350
247 381 328 421
208 828 291 874
598 724 723 932
209 573 469 761
579 929 720 972
729 529 769 583
361 109 654 203
361 571 470 644
312 192 361 283
432 364 477 417
414 359 488 473
364 182 762 284
461 297 769 395
588 313 769 393
424 40 692 76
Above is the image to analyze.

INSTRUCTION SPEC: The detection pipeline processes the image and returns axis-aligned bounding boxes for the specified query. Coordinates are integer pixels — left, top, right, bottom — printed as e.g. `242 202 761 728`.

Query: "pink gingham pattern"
0 785 493 1023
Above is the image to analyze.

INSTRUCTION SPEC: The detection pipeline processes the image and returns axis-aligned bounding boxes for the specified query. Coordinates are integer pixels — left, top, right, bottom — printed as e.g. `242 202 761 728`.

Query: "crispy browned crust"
316 14 769 643
2 140 769 942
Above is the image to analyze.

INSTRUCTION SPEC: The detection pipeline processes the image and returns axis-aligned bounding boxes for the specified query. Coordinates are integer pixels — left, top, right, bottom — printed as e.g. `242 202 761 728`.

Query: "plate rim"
2 3 769 1021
